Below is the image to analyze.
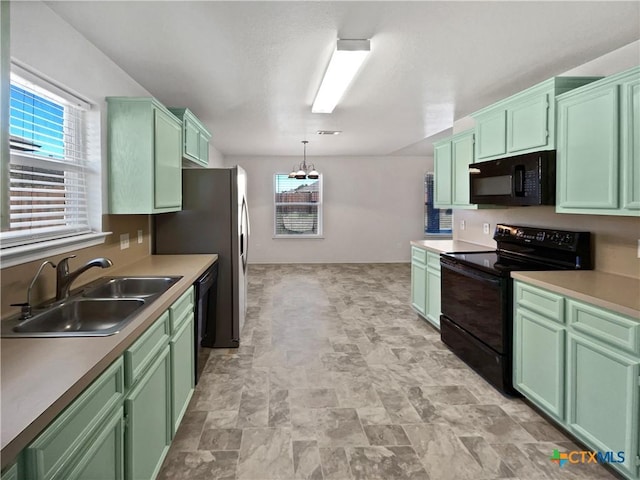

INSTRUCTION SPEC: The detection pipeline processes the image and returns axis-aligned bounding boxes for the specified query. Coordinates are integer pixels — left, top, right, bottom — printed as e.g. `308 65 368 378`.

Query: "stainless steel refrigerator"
153 166 249 348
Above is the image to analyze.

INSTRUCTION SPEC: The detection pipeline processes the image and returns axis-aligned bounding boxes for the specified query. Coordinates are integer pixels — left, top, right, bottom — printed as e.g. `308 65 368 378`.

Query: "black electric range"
439 224 592 395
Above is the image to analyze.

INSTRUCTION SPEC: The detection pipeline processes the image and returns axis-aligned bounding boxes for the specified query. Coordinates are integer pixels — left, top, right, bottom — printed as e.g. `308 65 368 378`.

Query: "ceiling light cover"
312 39 370 114
317 130 342 135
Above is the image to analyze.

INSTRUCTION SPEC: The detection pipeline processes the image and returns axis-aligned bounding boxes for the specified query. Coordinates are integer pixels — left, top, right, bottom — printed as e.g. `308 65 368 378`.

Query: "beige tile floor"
158 264 620 480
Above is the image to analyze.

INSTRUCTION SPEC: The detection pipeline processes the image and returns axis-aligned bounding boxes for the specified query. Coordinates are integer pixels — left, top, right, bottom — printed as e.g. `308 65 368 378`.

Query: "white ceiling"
46 1 640 157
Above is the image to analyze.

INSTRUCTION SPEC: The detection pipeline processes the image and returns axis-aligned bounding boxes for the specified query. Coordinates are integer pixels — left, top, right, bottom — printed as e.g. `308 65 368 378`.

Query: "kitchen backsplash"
1 215 150 318
454 207 640 279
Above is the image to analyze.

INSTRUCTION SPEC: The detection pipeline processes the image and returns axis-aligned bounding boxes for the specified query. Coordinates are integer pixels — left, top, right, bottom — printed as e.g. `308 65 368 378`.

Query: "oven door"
440 258 508 353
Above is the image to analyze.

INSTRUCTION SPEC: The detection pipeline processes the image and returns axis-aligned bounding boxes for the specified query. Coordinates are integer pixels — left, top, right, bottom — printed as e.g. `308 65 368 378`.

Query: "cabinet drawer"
411 246 427 264
515 282 564 323
567 299 639 355
169 287 194 334
426 252 441 271
124 312 170 388
24 358 124 480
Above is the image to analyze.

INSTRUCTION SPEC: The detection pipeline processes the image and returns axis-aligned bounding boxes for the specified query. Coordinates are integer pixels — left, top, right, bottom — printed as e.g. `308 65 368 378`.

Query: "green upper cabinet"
556 67 640 216
107 97 182 214
434 130 477 209
472 77 601 162
168 108 212 167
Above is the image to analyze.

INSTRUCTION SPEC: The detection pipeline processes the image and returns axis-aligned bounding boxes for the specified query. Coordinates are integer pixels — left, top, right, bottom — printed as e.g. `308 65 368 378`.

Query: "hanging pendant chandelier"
288 141 319 180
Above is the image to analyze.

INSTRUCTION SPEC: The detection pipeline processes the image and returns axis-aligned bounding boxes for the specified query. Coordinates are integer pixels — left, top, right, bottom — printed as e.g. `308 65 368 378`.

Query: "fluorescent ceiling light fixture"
312 39 370 114
317 130 342 135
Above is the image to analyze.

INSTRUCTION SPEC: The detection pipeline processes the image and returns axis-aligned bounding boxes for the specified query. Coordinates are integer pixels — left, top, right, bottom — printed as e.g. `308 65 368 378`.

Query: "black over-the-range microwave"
468 150 556 206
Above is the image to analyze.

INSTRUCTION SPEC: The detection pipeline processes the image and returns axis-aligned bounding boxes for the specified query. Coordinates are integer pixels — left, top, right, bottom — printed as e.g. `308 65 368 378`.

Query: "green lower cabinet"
124 345 172 480
63 407 124 480
514 280 640 480
410 248 441 330
170 315 195 437
513 307 565 421
567 332 640 479
425 270 441 329
23 359 124 480
410 260 427 317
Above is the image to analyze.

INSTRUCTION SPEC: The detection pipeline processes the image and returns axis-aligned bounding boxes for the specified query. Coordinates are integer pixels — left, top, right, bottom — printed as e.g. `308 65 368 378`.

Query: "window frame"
273 173 323 239
0 62 107 268
424 172 452 238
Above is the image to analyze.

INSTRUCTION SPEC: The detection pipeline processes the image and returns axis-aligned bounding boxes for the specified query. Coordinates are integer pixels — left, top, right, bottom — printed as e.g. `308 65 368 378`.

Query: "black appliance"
193 263 218 383
154 166 250 349
439 224 591 395
469 150 556 206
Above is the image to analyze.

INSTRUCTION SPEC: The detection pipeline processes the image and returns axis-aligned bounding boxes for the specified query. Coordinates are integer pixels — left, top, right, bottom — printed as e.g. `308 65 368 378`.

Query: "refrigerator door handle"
241 196 250 273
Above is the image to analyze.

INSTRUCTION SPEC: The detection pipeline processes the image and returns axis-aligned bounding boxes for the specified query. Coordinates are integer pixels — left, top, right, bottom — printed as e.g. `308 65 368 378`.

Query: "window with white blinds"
1 73 91 248
274 174 323 237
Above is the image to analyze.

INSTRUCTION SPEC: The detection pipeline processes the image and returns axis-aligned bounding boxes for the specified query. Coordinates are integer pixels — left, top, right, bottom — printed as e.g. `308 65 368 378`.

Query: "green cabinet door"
0 463 18 480
475 110 506 160
411 260 427 317
451 132 474 206
170 315 195 437
507 93 549 153
107 98 182 214
183 116 200 162
124 346 171 480
514 308 565 421
153 109 182 210
425 269 441 329
434 142 452 207
63 407 124 480
622 74 640 210
168 108 211 167
566 332 640 479
557 84 619 210
198 132 209 167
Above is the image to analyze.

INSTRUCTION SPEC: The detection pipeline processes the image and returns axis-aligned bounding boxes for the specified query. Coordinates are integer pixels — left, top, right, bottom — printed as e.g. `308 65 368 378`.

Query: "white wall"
225 155 430 263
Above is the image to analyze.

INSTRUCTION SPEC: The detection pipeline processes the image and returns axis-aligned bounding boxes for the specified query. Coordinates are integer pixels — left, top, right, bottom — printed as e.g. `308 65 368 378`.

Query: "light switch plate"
137 229 143 244
483 223 490 235
120 233 129 250
460 220 466 230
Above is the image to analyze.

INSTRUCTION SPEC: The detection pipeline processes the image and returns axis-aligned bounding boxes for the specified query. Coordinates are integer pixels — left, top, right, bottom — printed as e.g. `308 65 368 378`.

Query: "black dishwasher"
193 262 218 383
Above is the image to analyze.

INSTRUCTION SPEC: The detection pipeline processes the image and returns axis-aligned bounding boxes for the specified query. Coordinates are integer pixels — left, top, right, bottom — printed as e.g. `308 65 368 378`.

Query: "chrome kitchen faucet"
55 255 113 300
10 260 57 319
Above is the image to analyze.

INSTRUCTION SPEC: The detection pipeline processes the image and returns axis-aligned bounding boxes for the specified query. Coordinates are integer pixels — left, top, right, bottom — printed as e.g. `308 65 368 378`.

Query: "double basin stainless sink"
2 276 182 338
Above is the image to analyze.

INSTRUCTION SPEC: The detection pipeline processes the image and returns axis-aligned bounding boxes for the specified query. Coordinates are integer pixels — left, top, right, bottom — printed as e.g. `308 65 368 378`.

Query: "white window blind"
274 174 322 237
1 73 91 248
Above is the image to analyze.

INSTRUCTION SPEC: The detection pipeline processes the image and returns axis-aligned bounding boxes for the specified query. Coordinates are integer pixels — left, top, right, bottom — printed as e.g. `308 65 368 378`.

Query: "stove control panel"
494 224 586 249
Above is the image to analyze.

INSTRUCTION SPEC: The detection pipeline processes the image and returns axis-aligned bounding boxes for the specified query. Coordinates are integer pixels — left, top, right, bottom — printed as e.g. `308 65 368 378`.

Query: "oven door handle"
440 261 502 287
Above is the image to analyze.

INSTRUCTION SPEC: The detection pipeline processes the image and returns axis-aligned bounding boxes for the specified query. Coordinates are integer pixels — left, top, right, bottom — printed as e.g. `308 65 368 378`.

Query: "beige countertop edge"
511 270 640 319
0 253 218 468
410 239 493 254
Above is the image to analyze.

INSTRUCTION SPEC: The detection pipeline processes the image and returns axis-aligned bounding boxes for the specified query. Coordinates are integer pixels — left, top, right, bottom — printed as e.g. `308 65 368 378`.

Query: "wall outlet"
483 223 491 235
460 220 466 230
120 233 129 250
137 229 143 244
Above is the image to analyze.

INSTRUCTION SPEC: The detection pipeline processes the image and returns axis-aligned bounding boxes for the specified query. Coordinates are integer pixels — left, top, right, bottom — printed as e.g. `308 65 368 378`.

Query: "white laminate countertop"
511 270 640 320
410 239 493 254
0 254 218 468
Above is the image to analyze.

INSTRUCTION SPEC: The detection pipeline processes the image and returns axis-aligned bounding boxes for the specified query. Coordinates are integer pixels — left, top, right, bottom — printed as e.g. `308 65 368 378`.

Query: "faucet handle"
57 255 77 272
